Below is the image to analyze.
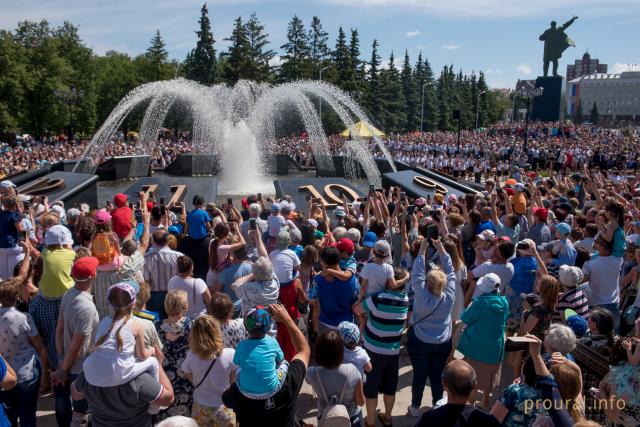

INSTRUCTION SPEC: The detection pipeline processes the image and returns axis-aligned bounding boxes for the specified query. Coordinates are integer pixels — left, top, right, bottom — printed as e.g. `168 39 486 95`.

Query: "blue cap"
566 315 588 338
168 225 180 235
244 307 271 335
556 222 571 236
338 321 360 345
363 231 377 248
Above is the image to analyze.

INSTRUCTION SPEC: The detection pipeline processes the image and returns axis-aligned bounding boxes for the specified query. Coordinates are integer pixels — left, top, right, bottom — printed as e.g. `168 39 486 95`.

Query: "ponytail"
209 238 220 270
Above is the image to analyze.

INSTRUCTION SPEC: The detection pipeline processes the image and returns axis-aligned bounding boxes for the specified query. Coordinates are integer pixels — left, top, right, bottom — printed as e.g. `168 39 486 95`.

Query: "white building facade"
566 71 640 120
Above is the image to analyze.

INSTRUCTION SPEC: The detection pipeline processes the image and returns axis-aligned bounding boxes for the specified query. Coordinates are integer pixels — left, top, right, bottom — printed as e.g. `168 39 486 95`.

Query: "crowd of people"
1 146 640 427
2 123 639 182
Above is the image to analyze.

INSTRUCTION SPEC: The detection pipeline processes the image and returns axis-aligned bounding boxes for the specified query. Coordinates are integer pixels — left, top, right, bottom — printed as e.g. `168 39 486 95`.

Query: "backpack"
315 370 351 427
92 232 115 266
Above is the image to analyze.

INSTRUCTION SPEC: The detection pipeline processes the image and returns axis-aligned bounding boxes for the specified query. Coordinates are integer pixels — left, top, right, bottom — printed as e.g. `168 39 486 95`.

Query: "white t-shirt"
582 255 622 306
343 346 370 377
181 348 235 407
360 262 394 295
472 261 514 292
269 249 301 284
267 214 286 237
167 276 208 317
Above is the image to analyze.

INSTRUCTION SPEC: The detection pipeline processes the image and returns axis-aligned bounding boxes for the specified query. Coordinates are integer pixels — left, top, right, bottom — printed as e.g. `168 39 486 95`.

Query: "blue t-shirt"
289 244 304 260
550 240 577 267
0 210 20 248
186 208 210 240
218 261 253 301
476 220 496 235
0 356 11 427
309 274 360 327
234 335 284 395
509 256 537 294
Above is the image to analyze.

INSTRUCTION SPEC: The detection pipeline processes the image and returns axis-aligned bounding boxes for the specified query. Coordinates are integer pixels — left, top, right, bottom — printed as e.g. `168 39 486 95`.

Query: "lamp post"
420 81 434 133
318 66 331 127
54 87 85 142
515 84 544 166
475 90 486 129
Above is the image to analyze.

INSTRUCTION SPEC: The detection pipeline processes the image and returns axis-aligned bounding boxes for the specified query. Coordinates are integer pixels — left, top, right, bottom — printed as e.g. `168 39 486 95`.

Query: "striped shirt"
553 287 589 322
143 246 183 292
362 290 409 356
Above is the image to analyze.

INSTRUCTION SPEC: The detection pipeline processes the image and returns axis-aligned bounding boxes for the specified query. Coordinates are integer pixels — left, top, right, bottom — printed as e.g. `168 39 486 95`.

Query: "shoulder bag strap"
194 357 217 389
315 369 330 403
407 296 444 332
337 366 351 403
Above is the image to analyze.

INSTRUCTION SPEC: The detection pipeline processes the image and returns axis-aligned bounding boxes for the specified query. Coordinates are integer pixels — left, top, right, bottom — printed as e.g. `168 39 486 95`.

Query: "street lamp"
54 87 85 142
420 81 435 132
515 84 544 166
318 66 331 126
475 90 486 129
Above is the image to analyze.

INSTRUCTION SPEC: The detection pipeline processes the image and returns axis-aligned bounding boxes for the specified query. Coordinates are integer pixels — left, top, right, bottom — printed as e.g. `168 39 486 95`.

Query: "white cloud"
517 64 532 75
485 68 503 74
442 44 459 50
268 56 284 67
317 0 640 19
611 63 640 74
405 30 420 37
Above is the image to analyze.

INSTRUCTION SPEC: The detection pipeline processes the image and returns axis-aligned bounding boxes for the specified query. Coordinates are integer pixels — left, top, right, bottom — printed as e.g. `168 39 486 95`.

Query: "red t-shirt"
111 206 133 239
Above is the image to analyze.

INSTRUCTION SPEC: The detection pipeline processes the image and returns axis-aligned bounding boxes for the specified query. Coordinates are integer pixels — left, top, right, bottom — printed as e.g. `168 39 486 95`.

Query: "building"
566 52 608 82
566 72 640 121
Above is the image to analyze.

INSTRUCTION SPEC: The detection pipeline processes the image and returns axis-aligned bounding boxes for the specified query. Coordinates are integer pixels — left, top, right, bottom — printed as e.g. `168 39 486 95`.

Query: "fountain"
74 78 396 192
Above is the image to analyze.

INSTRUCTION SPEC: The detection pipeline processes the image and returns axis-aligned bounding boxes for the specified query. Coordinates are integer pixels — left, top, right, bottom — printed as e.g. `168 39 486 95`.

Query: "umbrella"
339 121 385 138
127 131 139 138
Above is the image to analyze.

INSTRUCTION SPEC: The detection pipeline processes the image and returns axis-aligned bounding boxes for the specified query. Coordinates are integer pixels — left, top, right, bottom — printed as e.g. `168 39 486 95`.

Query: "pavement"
36 349 515 426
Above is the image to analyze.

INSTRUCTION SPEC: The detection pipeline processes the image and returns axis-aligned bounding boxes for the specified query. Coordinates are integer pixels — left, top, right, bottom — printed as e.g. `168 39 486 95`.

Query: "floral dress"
606 361 640 426
156 317 193 420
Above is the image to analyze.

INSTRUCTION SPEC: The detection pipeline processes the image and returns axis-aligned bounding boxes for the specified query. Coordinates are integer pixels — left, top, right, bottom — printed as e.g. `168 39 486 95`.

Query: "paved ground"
36 349 515 426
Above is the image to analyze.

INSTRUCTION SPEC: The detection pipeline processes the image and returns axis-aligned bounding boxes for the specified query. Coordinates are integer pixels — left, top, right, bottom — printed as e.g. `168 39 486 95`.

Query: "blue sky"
2 0 639 88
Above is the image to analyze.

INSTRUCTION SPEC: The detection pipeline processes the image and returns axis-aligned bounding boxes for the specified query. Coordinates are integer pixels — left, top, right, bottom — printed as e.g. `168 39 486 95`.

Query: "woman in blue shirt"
599 201 626 258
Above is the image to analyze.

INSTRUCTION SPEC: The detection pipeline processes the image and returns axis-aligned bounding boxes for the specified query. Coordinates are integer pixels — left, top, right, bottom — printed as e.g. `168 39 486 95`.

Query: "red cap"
532 207 549 221
336 237 355 255
498 236 511 242
114 193 128 207
71 257 99 281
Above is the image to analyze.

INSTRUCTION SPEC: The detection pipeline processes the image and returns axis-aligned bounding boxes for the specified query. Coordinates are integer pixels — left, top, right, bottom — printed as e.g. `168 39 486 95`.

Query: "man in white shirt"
581 235 622 322
269 229 300 285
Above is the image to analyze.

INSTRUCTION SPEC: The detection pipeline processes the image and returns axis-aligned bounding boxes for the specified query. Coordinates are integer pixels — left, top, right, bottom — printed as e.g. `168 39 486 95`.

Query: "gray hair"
333 226 348 240
249 203 261 214
543 323 577 355
253 256 273 281
156 416 199 427
346 228 361 245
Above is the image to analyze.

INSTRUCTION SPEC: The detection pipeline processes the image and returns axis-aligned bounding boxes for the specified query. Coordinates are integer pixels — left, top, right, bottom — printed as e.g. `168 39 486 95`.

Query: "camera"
249 218 257 230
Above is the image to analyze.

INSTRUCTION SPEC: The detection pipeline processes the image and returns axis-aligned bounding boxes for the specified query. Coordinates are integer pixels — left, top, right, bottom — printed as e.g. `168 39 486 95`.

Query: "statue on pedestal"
539 16 578 77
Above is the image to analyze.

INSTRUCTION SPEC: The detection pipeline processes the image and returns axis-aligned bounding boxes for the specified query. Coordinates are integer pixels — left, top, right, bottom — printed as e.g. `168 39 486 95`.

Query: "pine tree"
477 71 490 127
590 101 599 124
244 13 275 82
364 39 382 124
222 17 252 84
184 3 217 85
332 27 351 91
346 29 364 95
415 54 437 131
145 30 169 81
437 67 452 130
574 100 583 123
308 16 329 78
378 52 406 133
279 15 310 81
401 50 417 131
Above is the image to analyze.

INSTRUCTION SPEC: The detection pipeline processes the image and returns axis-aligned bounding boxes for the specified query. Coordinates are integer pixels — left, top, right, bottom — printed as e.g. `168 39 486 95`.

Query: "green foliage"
279 15 310 81
183 3 217 85
308 16 330 78
222 17 252 84
378 52 406 133
244 13 275 82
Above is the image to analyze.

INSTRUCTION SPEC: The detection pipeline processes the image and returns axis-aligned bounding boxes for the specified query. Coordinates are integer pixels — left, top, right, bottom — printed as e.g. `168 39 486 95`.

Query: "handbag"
194 357 217 389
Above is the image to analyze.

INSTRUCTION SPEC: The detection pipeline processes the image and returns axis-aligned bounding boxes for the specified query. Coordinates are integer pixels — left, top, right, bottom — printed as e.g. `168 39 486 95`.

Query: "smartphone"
160 205 166 216
306 195 312 202
400 191 406 200
249 218 257 230
369 184 375 195
18 231 27 243
227 197 233 206
159 197 165 205
505 336 539 352
148 190 154 200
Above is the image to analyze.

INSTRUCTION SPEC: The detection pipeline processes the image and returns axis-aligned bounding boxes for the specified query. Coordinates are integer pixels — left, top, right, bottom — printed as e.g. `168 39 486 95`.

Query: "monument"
531 16 578 121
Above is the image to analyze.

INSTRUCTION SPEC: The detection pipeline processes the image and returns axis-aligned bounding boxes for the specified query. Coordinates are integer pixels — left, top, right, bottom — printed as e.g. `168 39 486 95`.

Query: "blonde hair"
164 290 188 317
189 315 224 360
550 362 584 422
538 275 560 312
167 234 178 250
427 269 447 296
40 212 60 228
75 247 92 259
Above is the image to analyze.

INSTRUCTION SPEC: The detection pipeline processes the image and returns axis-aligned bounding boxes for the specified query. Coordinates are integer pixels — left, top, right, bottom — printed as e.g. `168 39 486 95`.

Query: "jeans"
148 291 168 320
594 303 621 333
0 359 41 427
406 328 452 408
54 373 89 427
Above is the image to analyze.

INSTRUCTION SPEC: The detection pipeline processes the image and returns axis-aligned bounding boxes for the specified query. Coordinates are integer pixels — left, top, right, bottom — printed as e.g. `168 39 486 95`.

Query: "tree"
573 101 584 123
414 53 437 131
345 29 364 95
183 3 217 85
308 16 329 78
401 50 417 131
279 15 310 81
363 39 382 124
145 30 171 81
437 67 452 130
378 52 406 133
244 13 275 82
590 101 599 124
476 71 490 127
222 17 252 84
332 27 351 91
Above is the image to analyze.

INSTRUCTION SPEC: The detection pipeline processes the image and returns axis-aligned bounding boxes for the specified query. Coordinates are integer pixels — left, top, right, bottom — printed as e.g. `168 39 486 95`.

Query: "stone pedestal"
531 76 563 121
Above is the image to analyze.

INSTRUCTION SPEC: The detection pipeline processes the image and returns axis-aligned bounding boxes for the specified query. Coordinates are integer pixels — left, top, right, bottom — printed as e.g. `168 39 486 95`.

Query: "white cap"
44 225 73 246
308 219 318 228
473 273 501 298
558 265 583 288
477 230 496 241
0 180 16 189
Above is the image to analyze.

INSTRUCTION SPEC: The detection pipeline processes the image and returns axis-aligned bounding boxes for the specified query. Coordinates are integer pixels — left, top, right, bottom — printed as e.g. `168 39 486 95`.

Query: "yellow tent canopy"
339 121 385 138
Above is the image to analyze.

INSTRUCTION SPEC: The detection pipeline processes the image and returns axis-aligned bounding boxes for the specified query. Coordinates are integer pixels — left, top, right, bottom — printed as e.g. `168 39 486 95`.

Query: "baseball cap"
114 193 128 207
45 225 73 246
336 237 355 255
314 230 325 240
271 203 281 212
308 218 319 228
94 209 112 225
556 222 571 236
566 314 588 338
71 257 99 282
515 183 525 192
505 178 517 186
532 207 549 221
290 228 302 243
476 229 496 241
66 208 81 220
334 206 346 217
373 240 391 258
558 265 583 288
107 282 138 309
0 180 16 189
244 307 272 335
338 321 360 345
363 231 377 248
473 273 501 298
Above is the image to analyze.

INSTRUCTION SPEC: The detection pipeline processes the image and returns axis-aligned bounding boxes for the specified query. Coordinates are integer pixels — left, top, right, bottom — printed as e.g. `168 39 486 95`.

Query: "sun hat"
415 197 427 207
45 225 73 246
0 180 16 189
338 321 360 346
